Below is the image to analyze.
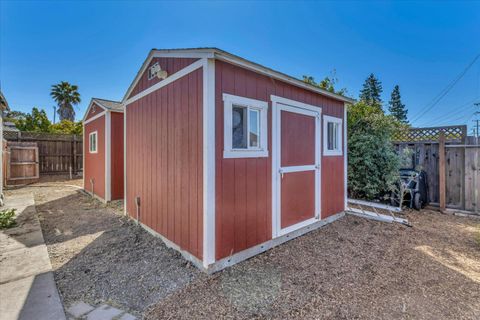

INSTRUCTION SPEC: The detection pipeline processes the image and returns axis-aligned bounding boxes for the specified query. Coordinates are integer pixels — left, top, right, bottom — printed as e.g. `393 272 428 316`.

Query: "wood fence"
3 131 83 176
393 125 479 214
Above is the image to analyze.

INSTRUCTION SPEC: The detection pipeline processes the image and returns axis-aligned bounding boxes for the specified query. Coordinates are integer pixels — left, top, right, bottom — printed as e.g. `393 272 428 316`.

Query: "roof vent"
148 62 168 80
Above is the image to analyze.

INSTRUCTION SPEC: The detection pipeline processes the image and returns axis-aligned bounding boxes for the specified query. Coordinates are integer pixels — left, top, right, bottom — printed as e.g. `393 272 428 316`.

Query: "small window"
89 131 98 153
223 94 268 158
323 116 342 156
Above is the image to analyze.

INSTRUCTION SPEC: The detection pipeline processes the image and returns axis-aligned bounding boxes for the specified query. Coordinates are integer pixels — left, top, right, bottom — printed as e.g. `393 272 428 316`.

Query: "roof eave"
212 50 356 104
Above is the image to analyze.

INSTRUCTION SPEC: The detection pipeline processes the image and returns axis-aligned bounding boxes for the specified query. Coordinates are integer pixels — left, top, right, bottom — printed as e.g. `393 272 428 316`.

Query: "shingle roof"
92 98 123 112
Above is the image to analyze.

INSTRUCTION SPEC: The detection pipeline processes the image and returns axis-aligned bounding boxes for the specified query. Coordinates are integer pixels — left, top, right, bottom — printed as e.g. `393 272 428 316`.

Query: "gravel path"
29 179 201 317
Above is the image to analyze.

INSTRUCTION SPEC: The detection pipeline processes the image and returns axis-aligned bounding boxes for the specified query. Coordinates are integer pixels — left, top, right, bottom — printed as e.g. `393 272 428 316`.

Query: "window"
223 93 268 158
89 131 98 153
323 116 342 156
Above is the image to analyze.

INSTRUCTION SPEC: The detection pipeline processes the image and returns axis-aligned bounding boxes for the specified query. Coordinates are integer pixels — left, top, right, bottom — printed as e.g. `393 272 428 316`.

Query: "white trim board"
203 58 216 268
323 115 343 156
344 103 348 210
82 100 106 122
271 96 322 238
125 59 204 106
222 93 269 159
207 212 344 273
83 111 106 125
105 111 112 202
88 131 98 154
122 48 355 105
122 49 215 102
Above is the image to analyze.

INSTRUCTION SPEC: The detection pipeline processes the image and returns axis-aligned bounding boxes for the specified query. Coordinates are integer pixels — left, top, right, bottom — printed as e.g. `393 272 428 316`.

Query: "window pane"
249 109 259 148
327 122 335 150
232 106 247 148
333 123 338 150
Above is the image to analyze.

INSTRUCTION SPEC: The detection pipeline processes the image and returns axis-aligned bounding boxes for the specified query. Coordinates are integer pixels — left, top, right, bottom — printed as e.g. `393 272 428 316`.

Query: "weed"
0 208 17 229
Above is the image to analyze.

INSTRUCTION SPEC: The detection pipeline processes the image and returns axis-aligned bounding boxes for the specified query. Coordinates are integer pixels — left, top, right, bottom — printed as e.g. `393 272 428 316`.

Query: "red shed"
123 48 354 272
83 98 124 202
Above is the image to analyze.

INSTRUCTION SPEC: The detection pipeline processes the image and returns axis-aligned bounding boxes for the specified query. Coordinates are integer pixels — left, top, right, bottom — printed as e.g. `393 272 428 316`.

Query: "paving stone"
118 313 137 320
66 301 95 318
86 304 123 320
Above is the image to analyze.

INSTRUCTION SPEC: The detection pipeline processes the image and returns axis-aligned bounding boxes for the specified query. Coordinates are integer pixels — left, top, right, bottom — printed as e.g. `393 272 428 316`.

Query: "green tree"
359 73 383 112
50 119 83 135
302 70 347 96
14 107 52 132
50 81 81 121
388 85 408 123
347 102 402 199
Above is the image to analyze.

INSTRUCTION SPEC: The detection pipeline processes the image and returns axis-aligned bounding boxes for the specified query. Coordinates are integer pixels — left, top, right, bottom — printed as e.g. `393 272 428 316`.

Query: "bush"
0 208 17 229
347 102 404 200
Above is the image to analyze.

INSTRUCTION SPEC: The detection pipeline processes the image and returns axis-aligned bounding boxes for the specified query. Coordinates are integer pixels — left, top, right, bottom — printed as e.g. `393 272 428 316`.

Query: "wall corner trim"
203 58 216 267
105 111 112 202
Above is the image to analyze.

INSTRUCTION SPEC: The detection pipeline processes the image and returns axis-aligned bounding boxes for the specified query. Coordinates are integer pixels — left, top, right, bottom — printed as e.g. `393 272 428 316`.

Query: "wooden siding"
111 112 124 200
84 115 105 199
215 60 345 260
85 102 105 120
125 68 203 259
128 57 199 99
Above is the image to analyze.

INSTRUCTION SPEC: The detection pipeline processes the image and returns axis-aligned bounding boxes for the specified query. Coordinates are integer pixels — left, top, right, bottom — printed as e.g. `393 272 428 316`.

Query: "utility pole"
53 106 56 124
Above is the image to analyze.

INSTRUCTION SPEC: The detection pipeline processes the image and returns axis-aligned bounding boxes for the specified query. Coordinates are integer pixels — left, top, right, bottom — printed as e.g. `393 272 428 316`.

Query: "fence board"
3 131 83 175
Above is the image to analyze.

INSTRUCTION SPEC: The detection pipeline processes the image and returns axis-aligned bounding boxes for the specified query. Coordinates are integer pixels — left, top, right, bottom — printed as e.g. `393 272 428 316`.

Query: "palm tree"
50 81 81 121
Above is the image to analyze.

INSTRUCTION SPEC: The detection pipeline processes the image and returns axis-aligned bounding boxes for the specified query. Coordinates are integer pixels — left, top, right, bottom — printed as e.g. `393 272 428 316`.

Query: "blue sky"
1 1 479 132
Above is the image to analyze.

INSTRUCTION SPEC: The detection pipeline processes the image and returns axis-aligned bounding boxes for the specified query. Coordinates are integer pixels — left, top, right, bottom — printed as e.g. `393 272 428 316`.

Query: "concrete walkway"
0 192 66 320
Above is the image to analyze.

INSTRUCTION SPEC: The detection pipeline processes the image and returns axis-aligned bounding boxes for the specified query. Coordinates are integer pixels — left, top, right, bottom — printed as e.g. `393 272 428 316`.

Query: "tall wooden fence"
3 131 83 175
393 125 479 214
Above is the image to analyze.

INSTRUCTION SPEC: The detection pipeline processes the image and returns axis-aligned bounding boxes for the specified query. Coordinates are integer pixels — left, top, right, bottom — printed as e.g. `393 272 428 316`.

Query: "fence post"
72 135 77 175
439 131 446 212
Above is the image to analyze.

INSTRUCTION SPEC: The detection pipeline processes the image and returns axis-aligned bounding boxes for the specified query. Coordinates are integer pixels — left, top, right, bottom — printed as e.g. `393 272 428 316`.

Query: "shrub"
347 102 404 200
0 208 17 229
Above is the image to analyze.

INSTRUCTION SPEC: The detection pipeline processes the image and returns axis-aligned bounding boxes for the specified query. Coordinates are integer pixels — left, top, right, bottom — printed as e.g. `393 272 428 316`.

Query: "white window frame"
89 131 98 154
323 115 343 156
223 93 268 158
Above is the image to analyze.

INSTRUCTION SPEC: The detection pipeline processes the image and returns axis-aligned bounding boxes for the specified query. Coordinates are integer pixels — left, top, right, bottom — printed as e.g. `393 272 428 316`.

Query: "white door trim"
271 96 322 238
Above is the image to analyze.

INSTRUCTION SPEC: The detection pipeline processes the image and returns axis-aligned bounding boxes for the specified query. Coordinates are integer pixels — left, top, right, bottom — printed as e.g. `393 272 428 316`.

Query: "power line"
410 53 480 124
418 98 478 125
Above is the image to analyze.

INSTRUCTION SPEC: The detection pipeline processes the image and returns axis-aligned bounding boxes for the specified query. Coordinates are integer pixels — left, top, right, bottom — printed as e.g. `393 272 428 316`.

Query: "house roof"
91 98 123 112
123 47 356 104
3 122 19 132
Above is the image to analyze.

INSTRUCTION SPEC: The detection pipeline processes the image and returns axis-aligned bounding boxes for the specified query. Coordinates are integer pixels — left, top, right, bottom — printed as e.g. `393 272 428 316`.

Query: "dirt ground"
16 178 201 317
10 179 480 319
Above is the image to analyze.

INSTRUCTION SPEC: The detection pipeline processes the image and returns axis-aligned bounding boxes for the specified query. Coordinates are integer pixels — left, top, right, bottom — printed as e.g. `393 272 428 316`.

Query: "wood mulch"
19 179 480 319
145 210 480 320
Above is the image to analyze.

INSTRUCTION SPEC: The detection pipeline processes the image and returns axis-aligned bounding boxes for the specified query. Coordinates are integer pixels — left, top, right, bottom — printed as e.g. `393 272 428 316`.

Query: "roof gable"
83 98 122 122
122 48 355 104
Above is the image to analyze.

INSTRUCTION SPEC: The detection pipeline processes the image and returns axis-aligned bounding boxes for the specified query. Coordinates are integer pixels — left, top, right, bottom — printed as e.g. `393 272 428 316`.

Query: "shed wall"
85 102 105 120
128 57 199 99
111 112 124 200
84 115 105 199
125 68 204 259
215 60 345 260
